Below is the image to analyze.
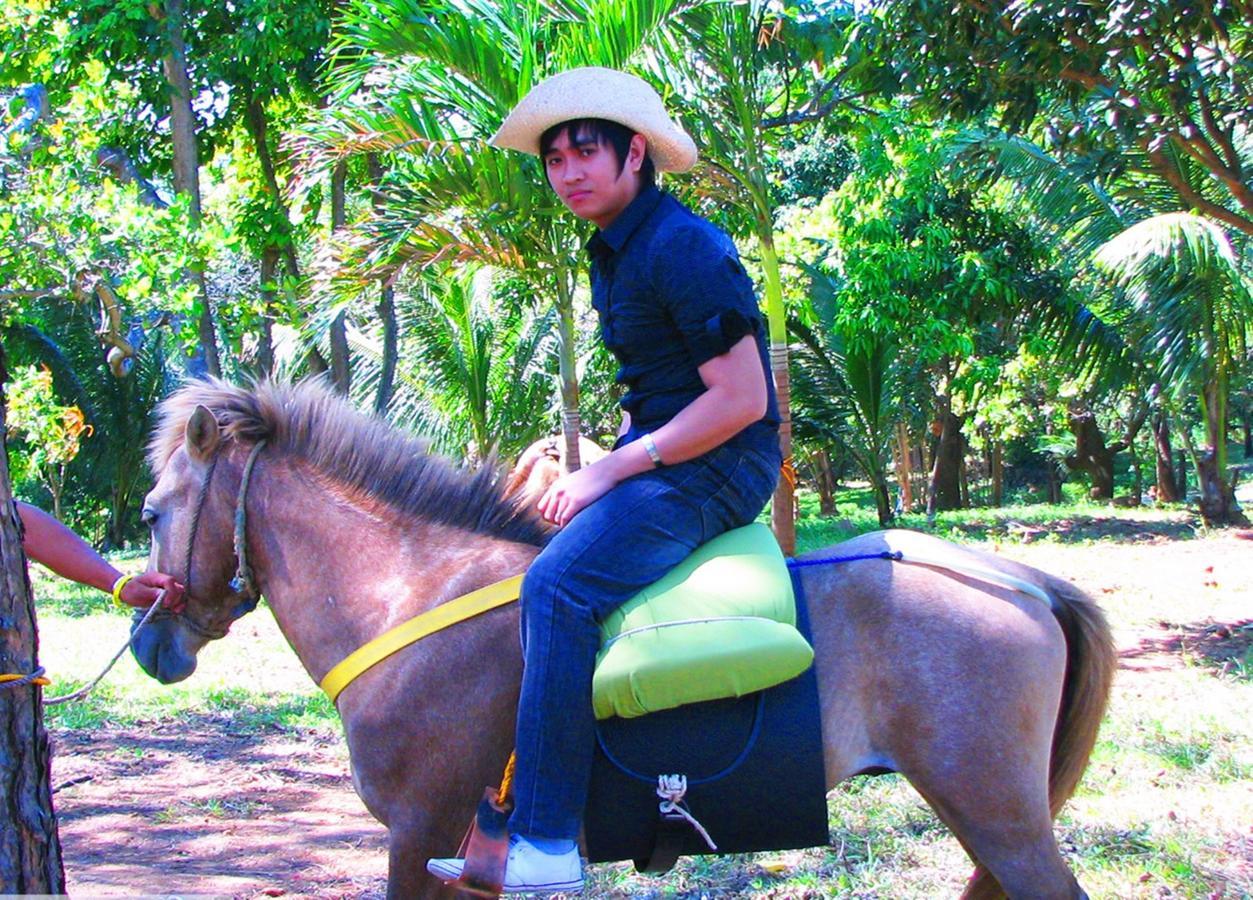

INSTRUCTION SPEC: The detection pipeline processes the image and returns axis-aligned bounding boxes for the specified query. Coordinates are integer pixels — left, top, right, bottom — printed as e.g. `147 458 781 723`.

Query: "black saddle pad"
583 567 828 865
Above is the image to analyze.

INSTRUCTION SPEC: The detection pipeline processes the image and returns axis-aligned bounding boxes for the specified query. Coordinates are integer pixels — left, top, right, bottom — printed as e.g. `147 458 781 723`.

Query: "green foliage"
0 74 203 336
5 364 91 518
381 267 558 461
6 299 175 546
1095 213 1252 396
872 0 1253 237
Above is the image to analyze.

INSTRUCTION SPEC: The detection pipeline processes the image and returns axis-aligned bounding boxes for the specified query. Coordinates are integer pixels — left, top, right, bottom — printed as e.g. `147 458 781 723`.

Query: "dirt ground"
49 526 1253 899
52 723 390 899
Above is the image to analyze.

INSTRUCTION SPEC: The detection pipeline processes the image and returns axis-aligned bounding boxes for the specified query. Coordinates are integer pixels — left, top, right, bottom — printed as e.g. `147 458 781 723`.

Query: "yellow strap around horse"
320 574 524 703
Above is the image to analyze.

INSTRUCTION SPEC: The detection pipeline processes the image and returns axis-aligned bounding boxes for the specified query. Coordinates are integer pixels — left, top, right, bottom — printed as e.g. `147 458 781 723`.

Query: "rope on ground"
44 590 167 705
656 774 717 851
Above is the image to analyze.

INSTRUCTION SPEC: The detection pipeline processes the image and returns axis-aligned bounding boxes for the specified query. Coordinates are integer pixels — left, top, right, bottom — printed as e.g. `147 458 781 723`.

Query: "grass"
32 561 341 735
33 487 1253 898
793 486 1202 550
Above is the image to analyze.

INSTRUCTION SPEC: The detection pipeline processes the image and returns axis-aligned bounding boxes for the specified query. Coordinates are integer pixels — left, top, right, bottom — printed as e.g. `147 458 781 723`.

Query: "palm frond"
1094 212 1253 392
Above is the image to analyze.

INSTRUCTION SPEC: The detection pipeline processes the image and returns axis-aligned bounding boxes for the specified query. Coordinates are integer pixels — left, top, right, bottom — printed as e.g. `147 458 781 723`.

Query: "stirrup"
442 784 512 898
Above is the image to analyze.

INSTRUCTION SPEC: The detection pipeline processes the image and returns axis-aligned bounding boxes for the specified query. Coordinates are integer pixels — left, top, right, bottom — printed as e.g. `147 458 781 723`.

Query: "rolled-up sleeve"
653 224 762 367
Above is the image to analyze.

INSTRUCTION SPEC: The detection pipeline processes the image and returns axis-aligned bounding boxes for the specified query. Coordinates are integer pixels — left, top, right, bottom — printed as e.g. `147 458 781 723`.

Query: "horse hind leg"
907 762 1084 900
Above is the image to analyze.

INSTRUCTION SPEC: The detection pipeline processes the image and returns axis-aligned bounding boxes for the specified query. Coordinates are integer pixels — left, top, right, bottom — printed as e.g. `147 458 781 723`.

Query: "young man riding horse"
426 67 783 894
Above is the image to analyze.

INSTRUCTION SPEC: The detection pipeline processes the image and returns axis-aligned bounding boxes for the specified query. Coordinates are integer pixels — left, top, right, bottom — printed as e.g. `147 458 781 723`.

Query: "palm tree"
644 0 848 552
790 312 902 526
305 0 685 470
384 266 559 462
962 132 1252 524
1094 213 1251 524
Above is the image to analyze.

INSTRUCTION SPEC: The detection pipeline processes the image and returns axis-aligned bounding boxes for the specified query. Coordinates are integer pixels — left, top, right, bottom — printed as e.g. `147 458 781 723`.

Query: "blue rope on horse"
786 550 903 569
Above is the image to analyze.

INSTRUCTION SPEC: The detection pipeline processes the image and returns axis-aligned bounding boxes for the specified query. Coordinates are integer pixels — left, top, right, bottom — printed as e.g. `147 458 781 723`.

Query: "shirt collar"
586 184 664 261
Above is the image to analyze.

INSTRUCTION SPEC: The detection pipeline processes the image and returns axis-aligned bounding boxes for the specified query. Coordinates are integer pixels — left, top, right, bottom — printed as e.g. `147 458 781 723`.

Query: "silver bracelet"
641 432 664 467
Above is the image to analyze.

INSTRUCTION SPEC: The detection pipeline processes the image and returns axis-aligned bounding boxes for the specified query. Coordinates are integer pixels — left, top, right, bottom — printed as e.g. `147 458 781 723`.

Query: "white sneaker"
426 835 584 895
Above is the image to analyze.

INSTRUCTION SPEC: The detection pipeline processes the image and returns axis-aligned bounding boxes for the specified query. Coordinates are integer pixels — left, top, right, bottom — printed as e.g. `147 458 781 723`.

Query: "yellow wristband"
110 573 136 608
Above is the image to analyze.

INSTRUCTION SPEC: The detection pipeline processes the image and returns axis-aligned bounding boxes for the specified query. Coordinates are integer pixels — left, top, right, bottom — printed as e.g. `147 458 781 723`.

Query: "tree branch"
1144 145 1253 236
0 289 65 301
96 147 166 208
1166 129 1253 218
762 88 874 127
1195 80 1242 174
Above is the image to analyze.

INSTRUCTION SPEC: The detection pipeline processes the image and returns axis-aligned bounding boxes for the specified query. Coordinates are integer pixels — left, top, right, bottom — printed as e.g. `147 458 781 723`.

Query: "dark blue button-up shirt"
587 184 780 457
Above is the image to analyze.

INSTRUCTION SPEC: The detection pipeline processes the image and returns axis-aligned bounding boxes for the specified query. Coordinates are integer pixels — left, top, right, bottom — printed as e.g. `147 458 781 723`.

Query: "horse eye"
141 507 158 526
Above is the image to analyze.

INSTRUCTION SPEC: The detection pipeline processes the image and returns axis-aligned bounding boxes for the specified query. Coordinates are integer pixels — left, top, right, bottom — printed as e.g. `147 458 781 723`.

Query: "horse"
133 378 1115 899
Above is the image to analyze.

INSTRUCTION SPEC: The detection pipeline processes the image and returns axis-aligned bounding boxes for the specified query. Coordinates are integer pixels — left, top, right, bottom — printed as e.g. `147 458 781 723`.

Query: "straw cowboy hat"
489 67 698 173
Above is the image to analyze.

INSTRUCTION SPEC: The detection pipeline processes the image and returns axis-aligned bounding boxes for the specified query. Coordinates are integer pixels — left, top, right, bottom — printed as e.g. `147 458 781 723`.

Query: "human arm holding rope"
16 501 185 612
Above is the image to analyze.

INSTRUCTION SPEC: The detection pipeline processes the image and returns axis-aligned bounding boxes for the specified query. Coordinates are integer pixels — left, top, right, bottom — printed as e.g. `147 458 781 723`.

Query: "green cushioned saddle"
592 522 813 720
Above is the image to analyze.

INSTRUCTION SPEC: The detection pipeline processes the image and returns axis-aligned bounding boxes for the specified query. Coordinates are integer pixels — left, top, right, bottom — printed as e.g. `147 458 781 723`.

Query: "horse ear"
185 405 221 462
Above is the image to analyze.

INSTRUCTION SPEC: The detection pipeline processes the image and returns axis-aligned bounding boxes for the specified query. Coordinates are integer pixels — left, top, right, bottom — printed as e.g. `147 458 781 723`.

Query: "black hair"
538 118 657 187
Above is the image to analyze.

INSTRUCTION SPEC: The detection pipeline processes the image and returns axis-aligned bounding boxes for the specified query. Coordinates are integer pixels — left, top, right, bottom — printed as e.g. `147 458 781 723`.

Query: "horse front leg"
386 817 466 900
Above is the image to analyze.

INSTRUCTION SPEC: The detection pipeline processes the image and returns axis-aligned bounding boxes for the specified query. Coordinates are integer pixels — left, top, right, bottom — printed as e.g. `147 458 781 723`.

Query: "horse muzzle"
129 612 202 684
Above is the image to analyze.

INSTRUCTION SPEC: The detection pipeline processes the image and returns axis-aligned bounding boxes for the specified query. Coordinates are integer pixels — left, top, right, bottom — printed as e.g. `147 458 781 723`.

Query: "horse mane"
149 377 550 547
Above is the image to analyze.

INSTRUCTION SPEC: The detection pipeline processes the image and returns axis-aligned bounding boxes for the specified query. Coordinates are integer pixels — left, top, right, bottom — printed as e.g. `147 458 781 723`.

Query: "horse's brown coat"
136 380 1114 899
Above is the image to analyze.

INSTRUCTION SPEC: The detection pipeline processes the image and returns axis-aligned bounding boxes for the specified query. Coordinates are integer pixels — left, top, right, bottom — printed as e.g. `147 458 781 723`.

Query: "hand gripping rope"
1 590 168 704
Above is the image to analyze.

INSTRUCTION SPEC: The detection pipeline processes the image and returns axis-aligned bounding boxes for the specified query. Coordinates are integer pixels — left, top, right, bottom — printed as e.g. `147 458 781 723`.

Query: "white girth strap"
896 551 1053 607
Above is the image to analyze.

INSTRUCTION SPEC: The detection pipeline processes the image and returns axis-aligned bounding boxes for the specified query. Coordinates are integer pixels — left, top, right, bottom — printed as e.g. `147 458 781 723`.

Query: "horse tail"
1042 576 1116 817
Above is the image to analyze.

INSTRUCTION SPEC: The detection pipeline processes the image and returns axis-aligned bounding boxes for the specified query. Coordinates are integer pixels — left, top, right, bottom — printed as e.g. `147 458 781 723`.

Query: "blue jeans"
508 442 781 839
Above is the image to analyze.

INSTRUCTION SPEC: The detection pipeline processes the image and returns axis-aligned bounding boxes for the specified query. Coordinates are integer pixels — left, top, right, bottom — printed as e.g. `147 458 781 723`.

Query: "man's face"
543 125 646 230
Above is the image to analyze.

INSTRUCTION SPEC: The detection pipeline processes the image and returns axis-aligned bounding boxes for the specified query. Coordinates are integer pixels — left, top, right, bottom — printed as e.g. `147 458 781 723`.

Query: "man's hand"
121 571 186 613
537 463 620 528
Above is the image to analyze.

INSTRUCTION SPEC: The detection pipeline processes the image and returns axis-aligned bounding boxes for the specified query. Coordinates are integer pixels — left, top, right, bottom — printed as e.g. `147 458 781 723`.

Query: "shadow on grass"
1119 618 1253 681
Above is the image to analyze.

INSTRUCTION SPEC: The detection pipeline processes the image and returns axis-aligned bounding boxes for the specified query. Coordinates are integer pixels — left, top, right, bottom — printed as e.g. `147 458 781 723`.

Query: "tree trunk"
256 248 278 377
871 472 893 527
1065 407 1117 500
1177 447 1188 500
245 97 301 281
927 406 964 513
1152 410 1181 503
554 274 582 472
1047 461 1062 504
894 422 914 513
374 283 397 415
161 0 219 377
1127 433 1143 506
1193 378 1246 525
0 350 65 894
368 156 398 416
757 234 794 555
990 440 1004 507
958 442 970 508
328 160 351 396
813 449 837 516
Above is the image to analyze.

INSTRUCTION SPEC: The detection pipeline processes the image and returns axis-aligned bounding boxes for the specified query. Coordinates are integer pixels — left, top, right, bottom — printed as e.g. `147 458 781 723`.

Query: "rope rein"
4 438 270 703
43 594 167 705
230 440 266 597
